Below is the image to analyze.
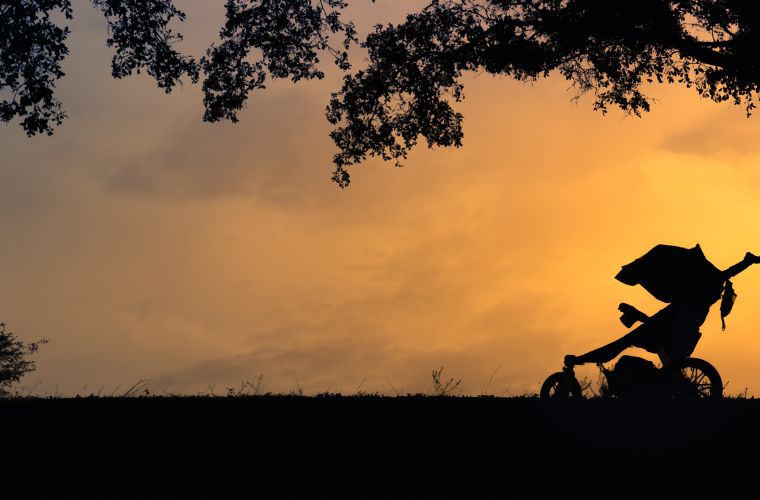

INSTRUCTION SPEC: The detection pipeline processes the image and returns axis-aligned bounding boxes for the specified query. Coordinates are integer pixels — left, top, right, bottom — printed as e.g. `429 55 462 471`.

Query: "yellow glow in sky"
2 1 760 396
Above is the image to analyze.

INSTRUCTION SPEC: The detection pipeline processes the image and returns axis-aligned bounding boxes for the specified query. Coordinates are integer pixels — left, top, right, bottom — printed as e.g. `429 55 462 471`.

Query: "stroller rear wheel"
676 358 722 399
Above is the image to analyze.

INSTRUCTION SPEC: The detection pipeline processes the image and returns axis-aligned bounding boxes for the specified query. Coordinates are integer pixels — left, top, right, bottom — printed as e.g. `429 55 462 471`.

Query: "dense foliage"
0 0 72 136
3 1 760 185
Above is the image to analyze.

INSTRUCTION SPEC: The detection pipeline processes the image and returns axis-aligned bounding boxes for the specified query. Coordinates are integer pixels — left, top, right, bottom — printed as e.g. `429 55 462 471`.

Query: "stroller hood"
615 244 724 303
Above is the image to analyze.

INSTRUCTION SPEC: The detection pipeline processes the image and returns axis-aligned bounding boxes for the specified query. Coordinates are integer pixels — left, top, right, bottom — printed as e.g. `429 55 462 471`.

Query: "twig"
384 377 400 396
122 379 151 397
481 365 502 395
355 377 367 394
292 370 303 396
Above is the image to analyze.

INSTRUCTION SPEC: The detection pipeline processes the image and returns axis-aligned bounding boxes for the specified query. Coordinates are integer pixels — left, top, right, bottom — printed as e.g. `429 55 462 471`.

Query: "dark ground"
2 395 759 498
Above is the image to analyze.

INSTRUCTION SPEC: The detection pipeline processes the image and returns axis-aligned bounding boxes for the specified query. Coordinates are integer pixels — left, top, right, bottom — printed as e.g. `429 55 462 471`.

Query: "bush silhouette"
431 366 462 396
0 323 47 396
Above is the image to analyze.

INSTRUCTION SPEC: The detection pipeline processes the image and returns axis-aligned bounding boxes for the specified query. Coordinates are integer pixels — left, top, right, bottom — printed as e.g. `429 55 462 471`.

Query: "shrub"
0 323 47 396
431 367 462 396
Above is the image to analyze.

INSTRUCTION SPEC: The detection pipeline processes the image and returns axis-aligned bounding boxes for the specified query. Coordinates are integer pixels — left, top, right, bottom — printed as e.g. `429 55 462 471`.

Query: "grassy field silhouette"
2 392 759 498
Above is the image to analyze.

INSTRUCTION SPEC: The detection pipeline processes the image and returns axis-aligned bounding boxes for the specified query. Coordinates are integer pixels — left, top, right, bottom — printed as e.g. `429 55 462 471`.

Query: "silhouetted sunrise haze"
2 0 760 398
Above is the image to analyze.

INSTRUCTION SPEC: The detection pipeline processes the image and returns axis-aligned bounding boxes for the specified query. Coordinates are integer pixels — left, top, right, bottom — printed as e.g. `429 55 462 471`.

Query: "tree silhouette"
3 1 760 185
0 0 73 136
0 323 47 396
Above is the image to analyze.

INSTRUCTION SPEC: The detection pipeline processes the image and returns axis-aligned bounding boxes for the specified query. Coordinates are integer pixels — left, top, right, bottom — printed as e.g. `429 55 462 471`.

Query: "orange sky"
2 0 760 396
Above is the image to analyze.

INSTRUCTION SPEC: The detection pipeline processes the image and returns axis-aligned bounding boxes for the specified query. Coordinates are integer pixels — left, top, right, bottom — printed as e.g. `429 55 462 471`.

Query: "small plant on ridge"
431 367 462 396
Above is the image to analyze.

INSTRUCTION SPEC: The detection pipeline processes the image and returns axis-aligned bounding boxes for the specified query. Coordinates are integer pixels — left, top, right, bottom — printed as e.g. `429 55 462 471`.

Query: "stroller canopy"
615 244 724 303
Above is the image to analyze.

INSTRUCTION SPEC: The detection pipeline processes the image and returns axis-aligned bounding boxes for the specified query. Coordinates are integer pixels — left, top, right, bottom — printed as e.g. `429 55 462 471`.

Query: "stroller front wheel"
540 371 583 399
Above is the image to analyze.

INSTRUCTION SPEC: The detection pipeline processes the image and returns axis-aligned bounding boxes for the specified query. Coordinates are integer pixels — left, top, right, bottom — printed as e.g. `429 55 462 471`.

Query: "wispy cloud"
96 90 336 206
150 224 575 396
659 112 760 157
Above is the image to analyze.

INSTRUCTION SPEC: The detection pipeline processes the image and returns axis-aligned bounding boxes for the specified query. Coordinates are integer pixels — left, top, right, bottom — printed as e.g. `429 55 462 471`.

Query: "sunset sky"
3 0 760 396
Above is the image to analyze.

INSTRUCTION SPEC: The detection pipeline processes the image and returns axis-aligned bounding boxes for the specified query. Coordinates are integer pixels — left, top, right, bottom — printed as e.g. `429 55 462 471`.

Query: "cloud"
150 303 569 396
149 220 576 396
95 88 338 206
659 113 760 157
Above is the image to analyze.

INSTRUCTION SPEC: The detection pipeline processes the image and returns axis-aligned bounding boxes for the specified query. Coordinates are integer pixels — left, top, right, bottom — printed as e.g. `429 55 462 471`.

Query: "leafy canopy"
2 1 760 185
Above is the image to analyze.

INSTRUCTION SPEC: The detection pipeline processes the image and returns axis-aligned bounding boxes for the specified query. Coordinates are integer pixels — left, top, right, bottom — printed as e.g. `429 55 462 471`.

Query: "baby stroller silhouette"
541 245 760 399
